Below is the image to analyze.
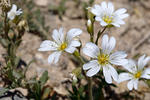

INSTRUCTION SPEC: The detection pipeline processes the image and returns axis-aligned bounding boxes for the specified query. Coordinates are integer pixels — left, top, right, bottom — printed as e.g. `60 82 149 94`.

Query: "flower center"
98 54 109 65
102 15 113 24
59 42 67 51
134 71 142 78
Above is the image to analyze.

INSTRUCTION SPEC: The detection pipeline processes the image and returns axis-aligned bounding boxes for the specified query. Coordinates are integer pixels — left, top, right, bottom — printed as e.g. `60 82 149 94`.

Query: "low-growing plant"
0 0 150 100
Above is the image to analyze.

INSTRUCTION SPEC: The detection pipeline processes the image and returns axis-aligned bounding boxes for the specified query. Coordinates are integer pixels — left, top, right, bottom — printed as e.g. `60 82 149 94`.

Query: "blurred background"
1 0 150 99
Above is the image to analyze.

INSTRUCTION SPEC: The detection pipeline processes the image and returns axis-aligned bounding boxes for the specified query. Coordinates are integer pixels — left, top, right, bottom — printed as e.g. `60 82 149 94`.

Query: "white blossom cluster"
37 1 150 91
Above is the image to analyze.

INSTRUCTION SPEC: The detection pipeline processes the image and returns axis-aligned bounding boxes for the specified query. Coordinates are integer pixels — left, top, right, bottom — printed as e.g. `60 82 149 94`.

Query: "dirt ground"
1 0 150 99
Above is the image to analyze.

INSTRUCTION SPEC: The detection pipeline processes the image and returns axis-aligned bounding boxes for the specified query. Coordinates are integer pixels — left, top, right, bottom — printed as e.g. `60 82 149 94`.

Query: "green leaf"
13 70 22 79
0 87 8 96
39 71 49 87
41 87 51 100
14 57 20 68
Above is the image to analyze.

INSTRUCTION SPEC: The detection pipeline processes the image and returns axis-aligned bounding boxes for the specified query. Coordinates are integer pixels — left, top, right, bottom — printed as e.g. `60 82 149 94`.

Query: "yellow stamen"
59 42 67 51
102 15 113 24
98 54 109 65
134 71 142 78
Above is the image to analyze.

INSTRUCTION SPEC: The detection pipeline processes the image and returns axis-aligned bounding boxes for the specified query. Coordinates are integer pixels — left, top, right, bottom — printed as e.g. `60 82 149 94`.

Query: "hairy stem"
95 27 107 45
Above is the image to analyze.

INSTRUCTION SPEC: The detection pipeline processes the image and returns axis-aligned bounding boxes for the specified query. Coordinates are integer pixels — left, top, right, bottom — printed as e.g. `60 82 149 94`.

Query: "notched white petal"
103 66 112 84
66 28 82 41
83 60 99 70
138 55 150 70
141 68 150 79
82 42 100 58
86 66 100 77
123 59 137 73
48 51 62 64
118 73 132 83
65 46 76 54
108 65 118 82
38 40 58 51
109 51 128 66
127 79 134 90
52 28 64 44
91 4 102 16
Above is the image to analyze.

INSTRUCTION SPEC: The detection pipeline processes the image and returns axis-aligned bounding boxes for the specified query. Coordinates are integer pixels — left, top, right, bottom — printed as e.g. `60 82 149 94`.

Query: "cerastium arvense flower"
38 27 82 64
83 34 128 83
91 1 129 27
118 55 150 90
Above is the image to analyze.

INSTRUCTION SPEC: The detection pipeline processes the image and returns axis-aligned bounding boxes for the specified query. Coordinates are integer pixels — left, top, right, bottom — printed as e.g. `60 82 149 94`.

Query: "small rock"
34 0 49 7
54 86 68 96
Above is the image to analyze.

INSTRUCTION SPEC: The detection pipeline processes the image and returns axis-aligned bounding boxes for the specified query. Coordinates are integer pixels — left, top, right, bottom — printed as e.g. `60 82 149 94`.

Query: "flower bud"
87 19 93 34
86 7 95 23
17 20 29 32
70 73 77 83
73 50 80 57
70 67 82 83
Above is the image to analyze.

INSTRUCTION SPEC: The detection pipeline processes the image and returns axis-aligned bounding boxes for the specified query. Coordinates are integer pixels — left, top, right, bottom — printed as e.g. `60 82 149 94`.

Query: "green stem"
90 34 94 43
95 27 107 45
90 22 94 43
4 12 10 40
88 22 95 100
88 77 93 100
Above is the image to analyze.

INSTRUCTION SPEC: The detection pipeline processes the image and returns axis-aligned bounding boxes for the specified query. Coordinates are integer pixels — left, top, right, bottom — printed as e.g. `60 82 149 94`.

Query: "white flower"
38 27 82 64
7 4 22 20
91 1 129 27
118 55 150 90
83 34 128 84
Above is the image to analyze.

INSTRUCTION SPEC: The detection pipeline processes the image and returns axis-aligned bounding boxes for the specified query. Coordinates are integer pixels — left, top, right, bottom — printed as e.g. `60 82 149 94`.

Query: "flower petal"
114 8 127 15
123 59 137 73
82 42 100 58
102 34 116 54
112 23 120 27
141 68 150 79
133 79 139 90
91 4 102 16
119 14 129 19
109 51 128 66
100 20 108 26
102 34 109 53
38 40 58 51
127 79 138 90
115 19 125 25
66 28 82 41
52 28 64 44
65 40 81 53
83 60 99 70
69 40 81 47
65 46 76 54
138 55 150 70
108 65 118 82
95 16 102 21
127 79 134 90
108 2 114 14
11 4 17 11
86 66 101 77
103 66 112 84
118 73 133 83
16 9 22 15
101 1 107 10
48 51 62 64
